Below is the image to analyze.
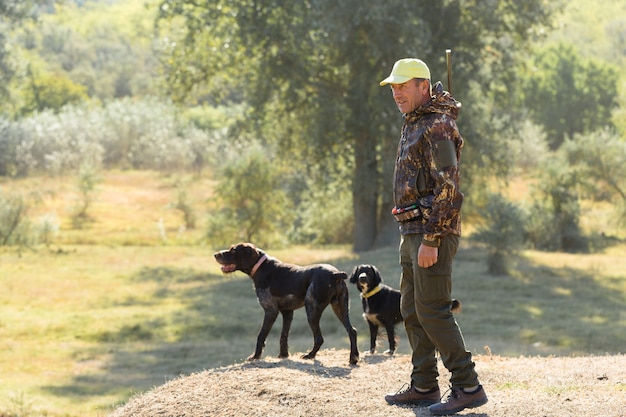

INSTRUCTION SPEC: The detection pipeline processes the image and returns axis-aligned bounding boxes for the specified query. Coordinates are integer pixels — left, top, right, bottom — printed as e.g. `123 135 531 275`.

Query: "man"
380 58 488 415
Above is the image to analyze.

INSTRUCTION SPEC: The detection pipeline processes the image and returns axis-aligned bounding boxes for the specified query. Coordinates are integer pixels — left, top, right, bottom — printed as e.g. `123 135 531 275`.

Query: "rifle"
446 49 452 95
445 48 462 109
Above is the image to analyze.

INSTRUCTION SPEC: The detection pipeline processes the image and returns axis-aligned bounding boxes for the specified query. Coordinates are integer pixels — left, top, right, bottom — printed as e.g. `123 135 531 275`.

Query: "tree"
156 0 560 251
0 0 52 111
23 67 89 115
562 128 626 226
522 44 619 149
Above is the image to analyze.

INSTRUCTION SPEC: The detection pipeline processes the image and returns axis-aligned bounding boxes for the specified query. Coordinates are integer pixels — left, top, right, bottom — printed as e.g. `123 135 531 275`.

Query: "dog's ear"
236 242 255 250
371 265 383 285
237 242 260 255
348 266 359 283
232 243 257 268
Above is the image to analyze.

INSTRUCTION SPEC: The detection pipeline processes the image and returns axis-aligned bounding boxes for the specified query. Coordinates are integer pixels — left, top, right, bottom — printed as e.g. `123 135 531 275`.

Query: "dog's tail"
451 299 462 313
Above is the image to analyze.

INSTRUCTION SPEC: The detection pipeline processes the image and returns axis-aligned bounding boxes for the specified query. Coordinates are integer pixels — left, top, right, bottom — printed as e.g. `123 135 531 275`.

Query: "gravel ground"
109 349 626 417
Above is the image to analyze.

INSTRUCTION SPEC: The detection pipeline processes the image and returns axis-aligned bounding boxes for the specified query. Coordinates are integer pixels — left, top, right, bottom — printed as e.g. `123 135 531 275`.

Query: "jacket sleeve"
421 114 463 244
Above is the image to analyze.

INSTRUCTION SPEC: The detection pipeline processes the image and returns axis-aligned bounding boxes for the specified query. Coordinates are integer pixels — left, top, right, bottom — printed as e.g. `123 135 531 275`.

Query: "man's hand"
418 244 438 268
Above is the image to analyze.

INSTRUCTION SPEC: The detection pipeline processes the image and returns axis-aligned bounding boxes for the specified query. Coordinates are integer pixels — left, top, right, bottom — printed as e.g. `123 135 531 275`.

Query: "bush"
0 98 219 177
525 154 588 252
70 163 102 229
0 190 40 247
206 145 295 248
290 177 353 245
471 193 526 275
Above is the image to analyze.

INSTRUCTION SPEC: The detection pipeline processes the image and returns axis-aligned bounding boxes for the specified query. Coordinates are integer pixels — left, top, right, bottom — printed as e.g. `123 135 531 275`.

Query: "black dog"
214 242 359 365
349 264 461 355
349 264 403 355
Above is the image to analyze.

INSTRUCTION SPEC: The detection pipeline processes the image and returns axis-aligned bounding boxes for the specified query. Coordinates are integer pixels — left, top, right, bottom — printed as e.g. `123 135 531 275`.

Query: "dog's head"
349 264 383 294
214 242 266 275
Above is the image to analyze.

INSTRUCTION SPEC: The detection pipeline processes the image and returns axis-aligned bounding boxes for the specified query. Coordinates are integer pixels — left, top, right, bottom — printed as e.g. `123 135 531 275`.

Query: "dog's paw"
383 349 396 356
246 354 261 361
349 354 359 365
301 352 316 360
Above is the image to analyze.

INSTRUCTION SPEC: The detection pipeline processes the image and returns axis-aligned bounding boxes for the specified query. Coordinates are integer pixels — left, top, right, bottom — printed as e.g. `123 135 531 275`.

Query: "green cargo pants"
399 233 479 390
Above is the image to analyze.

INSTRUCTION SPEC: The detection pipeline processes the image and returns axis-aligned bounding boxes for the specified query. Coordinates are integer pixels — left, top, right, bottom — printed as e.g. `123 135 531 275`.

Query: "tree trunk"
352 133 378 252
374 131 400 248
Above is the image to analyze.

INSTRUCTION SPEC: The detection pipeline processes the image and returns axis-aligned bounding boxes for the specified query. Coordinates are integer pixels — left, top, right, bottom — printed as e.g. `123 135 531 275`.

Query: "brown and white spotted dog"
214 242 359 365
349 264 460 355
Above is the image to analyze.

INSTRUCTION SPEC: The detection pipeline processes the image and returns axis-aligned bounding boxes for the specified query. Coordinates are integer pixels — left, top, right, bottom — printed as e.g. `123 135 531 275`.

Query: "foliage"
171 177 196 230
507 120 550 173
70 163 102 228
1 0 624 254
471 193 526 275
0 0 47 104
22 67 89 115
290 174 354 245
521 43 619 149
2 0 161 117
561 128 626 226
545 0 626 64
525 153 588 252
206 145 295 248
155 0 561 251
182 104 241 131
0 118 19 176
562 128 626 201
0 98 218 177
0 189 40 246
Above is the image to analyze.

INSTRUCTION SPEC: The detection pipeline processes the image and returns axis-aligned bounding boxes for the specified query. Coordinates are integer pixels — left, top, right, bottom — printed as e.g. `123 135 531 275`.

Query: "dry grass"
0 170 216 245
108 349 626 417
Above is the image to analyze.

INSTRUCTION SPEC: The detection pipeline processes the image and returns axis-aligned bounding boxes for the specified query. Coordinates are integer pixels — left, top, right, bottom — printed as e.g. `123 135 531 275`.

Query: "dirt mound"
108 349 625 417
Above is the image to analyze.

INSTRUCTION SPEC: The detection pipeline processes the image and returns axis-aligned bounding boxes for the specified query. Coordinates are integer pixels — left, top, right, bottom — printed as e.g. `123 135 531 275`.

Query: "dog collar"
250 254 267 277
362 285 381 299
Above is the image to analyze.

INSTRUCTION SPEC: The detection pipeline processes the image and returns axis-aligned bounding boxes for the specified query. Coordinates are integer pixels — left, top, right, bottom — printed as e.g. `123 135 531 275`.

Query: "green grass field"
1 171 624 417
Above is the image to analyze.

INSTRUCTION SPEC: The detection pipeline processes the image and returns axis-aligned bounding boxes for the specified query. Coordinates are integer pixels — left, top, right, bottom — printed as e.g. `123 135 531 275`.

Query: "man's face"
390 79 429 114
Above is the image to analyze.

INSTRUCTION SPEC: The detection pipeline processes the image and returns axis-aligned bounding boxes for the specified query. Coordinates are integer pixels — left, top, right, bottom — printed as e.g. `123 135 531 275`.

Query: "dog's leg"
330 286 359 365
384 321 397 355
367 320 379 354
302 301 325 361
278 310 293 358
249 309 279 361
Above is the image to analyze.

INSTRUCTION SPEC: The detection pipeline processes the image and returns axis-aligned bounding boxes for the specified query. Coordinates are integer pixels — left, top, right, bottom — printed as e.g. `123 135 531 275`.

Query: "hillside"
108 349 626 417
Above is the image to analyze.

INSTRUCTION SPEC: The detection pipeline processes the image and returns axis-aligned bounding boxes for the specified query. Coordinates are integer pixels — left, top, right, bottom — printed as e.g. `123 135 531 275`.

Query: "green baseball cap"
380 58 431 86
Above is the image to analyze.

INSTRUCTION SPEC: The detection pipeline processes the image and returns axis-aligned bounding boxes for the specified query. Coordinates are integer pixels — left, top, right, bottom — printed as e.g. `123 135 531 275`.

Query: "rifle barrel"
446 49 452 95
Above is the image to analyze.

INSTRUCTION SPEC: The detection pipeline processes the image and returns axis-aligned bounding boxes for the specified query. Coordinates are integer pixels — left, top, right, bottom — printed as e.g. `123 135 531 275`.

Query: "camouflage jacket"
392 82 464 245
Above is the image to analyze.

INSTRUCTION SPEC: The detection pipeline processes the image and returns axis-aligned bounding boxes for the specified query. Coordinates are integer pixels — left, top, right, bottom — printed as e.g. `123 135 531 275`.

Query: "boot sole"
386 399 438 407
429 397 488 415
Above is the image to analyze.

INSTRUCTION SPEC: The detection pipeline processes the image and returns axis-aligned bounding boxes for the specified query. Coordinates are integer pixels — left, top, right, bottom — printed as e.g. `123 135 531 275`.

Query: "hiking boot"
428 385 488 415
384 384 440 407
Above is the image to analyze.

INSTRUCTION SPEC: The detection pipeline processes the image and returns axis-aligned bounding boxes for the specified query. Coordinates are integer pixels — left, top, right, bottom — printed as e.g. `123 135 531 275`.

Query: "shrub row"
0 97 220 177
